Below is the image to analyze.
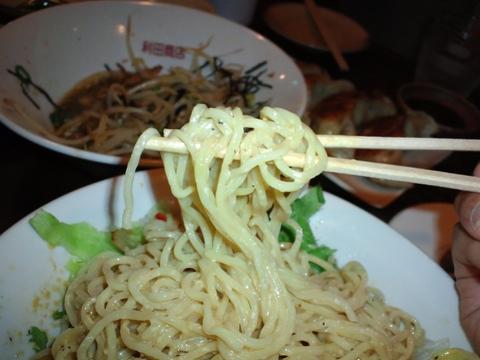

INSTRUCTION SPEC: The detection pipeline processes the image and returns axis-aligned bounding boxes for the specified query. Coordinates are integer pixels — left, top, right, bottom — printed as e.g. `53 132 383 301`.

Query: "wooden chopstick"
327 158 480 193
317 135 480 151
144 135 480 193
304 0 349 71
153 133 480 152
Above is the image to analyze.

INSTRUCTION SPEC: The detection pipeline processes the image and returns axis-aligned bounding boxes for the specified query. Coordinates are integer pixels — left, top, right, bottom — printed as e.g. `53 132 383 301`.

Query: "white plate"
390 202 458 263
0 170 471 358
0 1 306 166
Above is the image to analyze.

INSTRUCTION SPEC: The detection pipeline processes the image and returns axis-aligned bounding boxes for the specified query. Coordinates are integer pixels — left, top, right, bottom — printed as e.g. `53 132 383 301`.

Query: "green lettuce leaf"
30 210 119 258
112 226 144 252
30 210 121 276
30 203 169 277
305 245 336 272
278 186 335 272
291 186 325 219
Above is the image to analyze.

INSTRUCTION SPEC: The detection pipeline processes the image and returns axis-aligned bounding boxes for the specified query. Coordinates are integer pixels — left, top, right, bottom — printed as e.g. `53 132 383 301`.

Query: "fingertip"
457 192 480 240
474 162 480 177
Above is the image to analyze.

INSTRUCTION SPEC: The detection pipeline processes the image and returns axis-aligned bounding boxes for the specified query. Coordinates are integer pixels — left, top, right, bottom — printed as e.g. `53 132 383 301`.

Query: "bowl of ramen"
0 0 306 166
0 106 475 359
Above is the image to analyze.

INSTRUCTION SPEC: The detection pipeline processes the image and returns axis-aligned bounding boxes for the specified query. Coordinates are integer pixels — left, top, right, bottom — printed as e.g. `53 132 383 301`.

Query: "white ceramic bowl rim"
0 0 306 166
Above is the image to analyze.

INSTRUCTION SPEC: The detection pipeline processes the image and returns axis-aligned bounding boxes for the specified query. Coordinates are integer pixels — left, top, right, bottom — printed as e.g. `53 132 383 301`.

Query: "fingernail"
471 202 480 230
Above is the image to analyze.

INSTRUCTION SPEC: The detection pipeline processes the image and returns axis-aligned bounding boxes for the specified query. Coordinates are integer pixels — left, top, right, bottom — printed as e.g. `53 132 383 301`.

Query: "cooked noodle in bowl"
47 41 274 157
34 105 430 359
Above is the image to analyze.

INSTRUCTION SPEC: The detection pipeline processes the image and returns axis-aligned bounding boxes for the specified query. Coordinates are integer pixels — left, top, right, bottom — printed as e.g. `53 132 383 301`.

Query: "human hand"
453 164 480 354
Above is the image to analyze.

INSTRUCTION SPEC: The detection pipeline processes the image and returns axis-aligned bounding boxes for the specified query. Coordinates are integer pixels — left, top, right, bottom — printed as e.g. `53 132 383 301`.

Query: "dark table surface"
1 5 479 246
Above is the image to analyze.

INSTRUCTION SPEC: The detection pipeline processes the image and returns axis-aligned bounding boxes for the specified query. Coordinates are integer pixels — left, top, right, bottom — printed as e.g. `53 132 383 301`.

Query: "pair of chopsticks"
304 0 349 71
145 134 480 193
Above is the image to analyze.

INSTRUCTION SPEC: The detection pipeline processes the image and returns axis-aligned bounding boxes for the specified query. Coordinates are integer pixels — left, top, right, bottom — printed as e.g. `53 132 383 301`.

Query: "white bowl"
0 1 306 165
0 169 472 358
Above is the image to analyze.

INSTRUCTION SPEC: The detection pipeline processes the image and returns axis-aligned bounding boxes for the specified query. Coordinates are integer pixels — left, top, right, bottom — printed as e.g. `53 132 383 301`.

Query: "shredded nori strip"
7 65 59 110
245 60 268 75
195 57 271 103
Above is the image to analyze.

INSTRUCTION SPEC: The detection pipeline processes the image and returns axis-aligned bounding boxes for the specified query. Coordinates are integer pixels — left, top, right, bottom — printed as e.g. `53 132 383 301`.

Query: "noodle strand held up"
48 105 423 359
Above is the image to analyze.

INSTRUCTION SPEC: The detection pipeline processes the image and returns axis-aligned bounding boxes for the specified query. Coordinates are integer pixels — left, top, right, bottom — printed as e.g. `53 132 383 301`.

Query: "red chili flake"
155 212 167 222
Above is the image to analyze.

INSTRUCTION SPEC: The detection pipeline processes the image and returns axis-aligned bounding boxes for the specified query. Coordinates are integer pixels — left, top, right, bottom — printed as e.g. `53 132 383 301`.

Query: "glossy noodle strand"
46 105 423 359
